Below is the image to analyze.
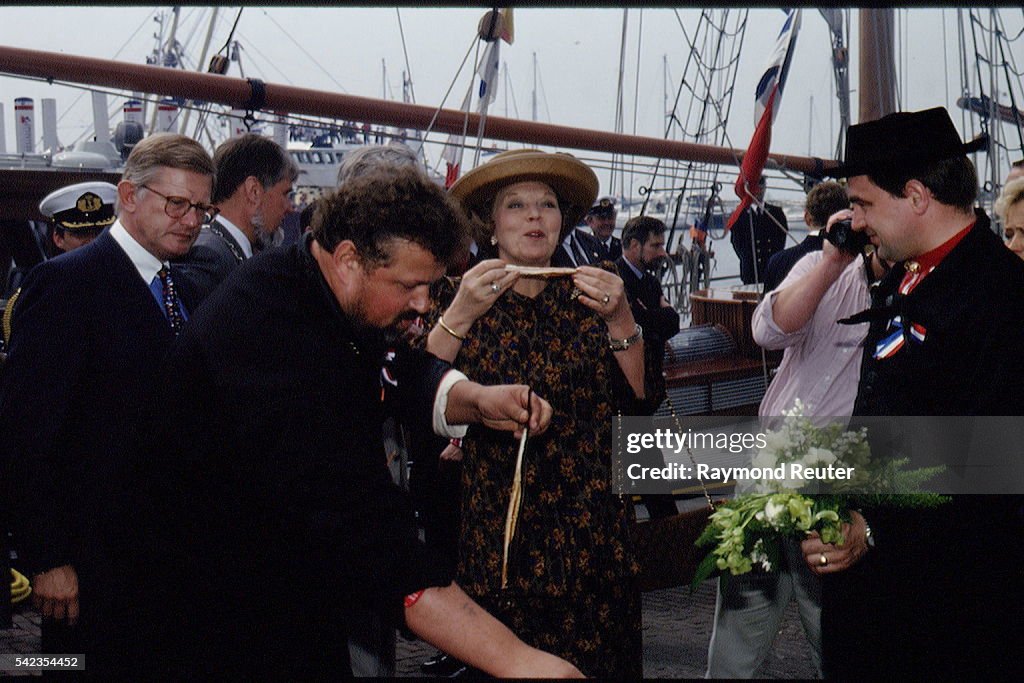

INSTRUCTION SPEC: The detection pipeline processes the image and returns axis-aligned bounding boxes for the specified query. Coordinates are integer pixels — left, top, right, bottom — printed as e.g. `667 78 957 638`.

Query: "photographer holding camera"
754 209 886 419
705 207 886 678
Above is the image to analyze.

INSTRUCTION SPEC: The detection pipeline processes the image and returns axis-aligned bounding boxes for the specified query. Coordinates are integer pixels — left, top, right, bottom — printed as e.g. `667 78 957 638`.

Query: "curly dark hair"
804 181 849 228
311 165 468 269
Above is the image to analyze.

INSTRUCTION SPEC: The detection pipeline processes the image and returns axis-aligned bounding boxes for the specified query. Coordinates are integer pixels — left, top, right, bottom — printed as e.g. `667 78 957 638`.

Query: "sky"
0 6 1020 203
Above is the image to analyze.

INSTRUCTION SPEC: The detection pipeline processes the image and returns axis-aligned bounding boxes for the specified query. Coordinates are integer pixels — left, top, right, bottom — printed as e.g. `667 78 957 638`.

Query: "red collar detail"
911 221 974 274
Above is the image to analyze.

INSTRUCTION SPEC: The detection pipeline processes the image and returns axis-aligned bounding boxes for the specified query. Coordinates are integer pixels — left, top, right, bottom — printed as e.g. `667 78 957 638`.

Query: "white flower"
749 538 773 571
803 447 837 466
763 499 786 527
782 399 807 418
751 448 777 469
762 429 792 456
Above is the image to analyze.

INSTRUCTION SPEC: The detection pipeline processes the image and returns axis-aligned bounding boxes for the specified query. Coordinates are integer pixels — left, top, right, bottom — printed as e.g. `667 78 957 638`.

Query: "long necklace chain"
616 394 717 513
207 221 246 263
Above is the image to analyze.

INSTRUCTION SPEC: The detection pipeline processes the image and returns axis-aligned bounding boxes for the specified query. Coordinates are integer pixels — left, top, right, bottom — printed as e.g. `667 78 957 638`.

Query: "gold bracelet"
437 315 466 341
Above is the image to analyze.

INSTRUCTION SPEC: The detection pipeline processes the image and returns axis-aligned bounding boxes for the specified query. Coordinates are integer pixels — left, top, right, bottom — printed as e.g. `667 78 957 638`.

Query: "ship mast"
858 8 897 123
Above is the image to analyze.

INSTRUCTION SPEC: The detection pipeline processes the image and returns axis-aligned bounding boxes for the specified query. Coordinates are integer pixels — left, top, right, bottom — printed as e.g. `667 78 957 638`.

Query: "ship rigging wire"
258 8 349 94
395 8 417 105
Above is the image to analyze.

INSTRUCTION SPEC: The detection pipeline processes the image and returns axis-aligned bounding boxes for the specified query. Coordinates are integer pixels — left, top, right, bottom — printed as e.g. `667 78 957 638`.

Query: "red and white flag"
727 9 801 231
441 88 474 188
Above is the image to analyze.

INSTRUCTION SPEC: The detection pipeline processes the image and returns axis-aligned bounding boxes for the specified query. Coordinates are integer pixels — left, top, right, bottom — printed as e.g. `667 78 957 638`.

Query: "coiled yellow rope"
9 568 31 604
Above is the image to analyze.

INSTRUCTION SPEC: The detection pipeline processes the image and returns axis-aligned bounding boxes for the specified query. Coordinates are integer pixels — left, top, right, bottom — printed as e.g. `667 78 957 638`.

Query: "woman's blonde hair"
995 178 1024 224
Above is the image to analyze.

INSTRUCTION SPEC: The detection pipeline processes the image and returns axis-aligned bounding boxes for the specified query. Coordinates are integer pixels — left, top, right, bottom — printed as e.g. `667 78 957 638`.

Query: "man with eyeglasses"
175 133 298 306
0 133 214 676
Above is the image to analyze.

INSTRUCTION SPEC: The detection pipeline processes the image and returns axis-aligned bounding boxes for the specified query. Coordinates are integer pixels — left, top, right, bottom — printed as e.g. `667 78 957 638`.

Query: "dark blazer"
552 228 606 267
600 235 623 262
762 232 824 293
616 255 680 352
128 237 454 677
729 202 788 285
0 229 182 673
173 218 248 307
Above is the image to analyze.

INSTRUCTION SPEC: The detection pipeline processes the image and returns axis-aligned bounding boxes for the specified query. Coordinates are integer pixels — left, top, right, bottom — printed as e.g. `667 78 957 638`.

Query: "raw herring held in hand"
504 264 578 277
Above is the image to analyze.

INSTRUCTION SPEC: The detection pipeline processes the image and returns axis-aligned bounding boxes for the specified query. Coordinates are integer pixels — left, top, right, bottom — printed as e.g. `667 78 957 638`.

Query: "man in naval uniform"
0 133 215 678
800 107 1024 679
3 181 120 345
729 175 789 285
39 181 118 256
585 195 622 261
175 133 298 306
552 196 620 268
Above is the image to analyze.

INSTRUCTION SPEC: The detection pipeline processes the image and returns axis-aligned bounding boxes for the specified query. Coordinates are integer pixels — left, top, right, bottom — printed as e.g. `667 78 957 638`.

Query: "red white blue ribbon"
873 315 927 360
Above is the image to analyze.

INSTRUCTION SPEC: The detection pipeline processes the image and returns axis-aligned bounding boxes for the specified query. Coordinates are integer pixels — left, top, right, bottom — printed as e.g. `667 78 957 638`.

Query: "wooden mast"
0 44 836 175
858 8 897 123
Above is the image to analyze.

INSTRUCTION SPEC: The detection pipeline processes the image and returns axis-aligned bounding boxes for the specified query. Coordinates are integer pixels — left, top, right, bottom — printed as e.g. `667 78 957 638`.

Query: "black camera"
824 219 870 255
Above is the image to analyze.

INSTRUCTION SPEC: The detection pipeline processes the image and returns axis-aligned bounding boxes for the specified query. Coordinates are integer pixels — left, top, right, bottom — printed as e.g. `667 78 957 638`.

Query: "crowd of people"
1 104 1023 679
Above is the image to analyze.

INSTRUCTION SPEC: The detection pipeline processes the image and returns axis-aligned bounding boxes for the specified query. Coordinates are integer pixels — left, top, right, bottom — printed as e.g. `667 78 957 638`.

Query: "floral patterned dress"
426 273 664 677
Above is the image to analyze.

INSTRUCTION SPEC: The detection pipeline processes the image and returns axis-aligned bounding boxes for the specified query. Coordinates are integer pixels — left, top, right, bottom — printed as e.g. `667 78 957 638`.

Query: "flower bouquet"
691 401 948 588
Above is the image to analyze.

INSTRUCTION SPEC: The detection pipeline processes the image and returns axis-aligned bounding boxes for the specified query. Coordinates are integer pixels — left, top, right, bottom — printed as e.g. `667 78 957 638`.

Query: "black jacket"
129 236 454 677
0 229 184 674
762 232 824 293
823 212 1024 680
729 203 788 285
552 228 606 267
615 255 680 352
173 218 248 307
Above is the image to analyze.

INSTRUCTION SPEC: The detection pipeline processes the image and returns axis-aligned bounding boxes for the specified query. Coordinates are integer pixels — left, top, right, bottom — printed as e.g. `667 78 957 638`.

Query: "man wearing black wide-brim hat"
800 107 1024 679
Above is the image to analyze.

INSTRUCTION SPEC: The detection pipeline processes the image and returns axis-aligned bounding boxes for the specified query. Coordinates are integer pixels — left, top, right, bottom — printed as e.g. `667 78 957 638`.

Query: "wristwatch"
608 324 643 352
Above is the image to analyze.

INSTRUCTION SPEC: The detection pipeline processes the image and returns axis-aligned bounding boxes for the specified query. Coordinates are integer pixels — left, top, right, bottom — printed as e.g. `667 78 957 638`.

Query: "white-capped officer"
39 181 118 254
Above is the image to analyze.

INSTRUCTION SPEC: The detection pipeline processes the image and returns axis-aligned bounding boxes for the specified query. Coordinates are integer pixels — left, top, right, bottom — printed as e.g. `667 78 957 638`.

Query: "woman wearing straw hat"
424 150 664 677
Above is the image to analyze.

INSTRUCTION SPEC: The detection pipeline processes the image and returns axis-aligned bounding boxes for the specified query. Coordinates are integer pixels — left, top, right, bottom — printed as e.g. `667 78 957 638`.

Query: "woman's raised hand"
573 265 634 331
444 259 520 332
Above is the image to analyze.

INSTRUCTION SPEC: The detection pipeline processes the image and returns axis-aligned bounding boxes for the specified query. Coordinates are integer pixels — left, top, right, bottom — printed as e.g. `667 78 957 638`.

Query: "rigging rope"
216 7 244 60
641 7 748 246
627 9 645 201
57 7 160 147
259 9 348 94
411 33 478 168
396 9 417 104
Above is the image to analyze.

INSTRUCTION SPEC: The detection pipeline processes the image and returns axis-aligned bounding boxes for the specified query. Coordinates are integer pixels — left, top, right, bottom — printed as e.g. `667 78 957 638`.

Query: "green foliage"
689 405 949 590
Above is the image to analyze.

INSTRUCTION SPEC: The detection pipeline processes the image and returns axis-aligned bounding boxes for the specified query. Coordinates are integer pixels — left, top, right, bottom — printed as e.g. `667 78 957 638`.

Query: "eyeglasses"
141 185 219 223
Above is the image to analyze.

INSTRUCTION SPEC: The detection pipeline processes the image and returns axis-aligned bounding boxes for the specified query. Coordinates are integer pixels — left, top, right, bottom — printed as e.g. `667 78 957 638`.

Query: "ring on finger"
490 281 500 294
819 553 829 567
601 293 611 305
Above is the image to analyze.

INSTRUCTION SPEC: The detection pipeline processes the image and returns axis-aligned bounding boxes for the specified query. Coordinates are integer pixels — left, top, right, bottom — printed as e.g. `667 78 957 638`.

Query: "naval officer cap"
39 181 118 232
588 195 617 218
